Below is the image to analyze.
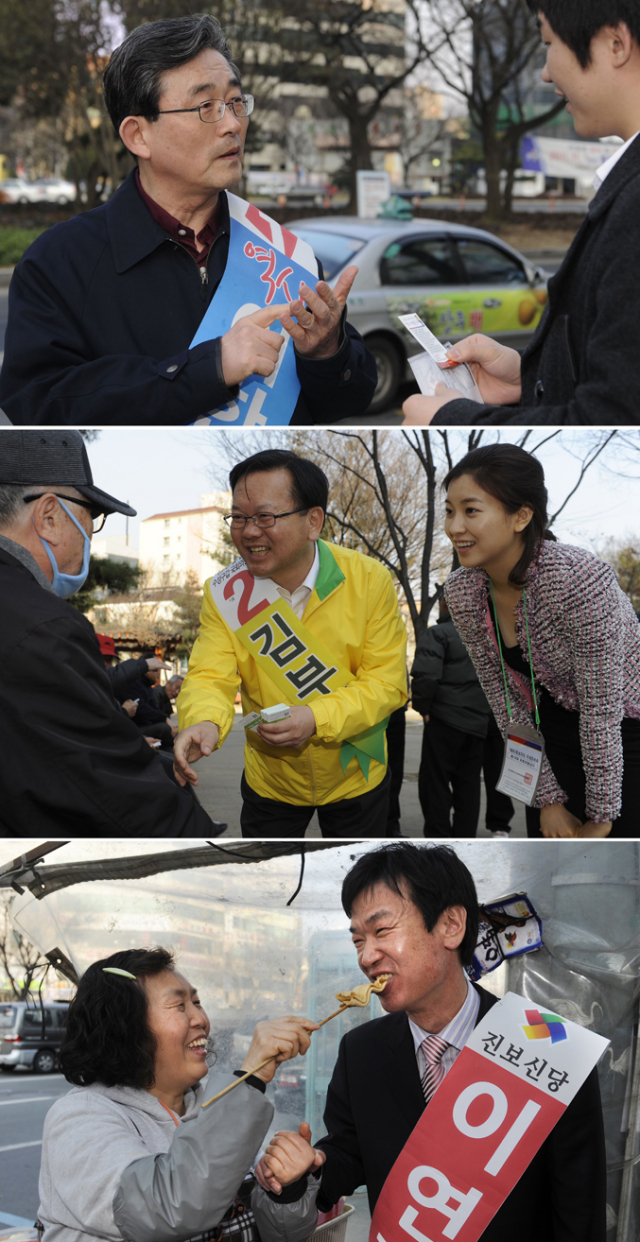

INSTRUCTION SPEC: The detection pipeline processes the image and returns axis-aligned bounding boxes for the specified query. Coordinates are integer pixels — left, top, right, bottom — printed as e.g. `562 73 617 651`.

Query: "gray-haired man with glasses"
0 430 220 836
0 15 376 425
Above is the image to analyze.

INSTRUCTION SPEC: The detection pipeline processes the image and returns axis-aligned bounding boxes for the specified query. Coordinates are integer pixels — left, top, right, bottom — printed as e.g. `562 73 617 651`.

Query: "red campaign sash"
370 992 608 1242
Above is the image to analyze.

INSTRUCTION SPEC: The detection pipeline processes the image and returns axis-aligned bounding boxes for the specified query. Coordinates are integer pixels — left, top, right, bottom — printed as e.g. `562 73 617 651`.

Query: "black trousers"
483 714 514 834
418 717 483 838
526 717 640 838
240 767 391 838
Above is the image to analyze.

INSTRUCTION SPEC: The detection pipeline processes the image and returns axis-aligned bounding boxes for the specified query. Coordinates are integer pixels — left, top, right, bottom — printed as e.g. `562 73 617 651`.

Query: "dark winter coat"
0 543 211 834
410 614 491 738
432 134 640 426
0 173 376 426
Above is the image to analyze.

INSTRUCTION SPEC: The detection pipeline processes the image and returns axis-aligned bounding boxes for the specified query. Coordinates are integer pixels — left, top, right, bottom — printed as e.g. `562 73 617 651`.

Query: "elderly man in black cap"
0 429 220 835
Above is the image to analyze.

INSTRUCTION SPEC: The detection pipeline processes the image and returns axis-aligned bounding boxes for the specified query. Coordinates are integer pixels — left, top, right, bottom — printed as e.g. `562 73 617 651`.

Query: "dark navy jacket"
0 172 376 426
432 133 640 426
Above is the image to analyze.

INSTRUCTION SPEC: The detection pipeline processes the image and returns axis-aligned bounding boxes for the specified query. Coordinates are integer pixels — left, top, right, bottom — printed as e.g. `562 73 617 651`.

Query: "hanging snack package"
398 312 483 402
469 892 544 981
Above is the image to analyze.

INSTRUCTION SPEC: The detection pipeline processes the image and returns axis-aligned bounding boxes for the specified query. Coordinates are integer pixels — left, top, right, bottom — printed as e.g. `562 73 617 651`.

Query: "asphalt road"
0 1071 72 1226
0 1066 371 1237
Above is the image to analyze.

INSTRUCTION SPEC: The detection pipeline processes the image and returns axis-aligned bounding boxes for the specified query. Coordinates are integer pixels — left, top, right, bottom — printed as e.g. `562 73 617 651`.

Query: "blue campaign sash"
190 193 319 427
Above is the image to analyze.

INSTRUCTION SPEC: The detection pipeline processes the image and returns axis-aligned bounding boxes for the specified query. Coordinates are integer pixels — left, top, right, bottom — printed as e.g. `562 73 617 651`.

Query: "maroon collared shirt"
135 168 219 267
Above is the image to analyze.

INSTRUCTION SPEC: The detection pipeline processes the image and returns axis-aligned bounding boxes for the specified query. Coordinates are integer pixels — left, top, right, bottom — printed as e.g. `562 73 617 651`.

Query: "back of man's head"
103 15 239 136
526 0 640 66
229 449 329 516
341 843 479 967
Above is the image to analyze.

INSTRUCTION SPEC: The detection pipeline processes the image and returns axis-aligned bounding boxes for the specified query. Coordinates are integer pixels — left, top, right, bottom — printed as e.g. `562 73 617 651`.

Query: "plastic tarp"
5 839 640 1241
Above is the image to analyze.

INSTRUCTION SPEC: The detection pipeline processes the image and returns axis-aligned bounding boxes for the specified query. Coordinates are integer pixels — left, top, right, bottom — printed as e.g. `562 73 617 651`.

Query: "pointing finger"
249 304 291 328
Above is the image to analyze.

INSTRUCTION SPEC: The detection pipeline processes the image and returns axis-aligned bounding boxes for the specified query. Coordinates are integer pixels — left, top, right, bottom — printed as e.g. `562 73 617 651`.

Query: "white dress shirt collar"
270 544 320 619
408 977 480 1056
593 132 640 191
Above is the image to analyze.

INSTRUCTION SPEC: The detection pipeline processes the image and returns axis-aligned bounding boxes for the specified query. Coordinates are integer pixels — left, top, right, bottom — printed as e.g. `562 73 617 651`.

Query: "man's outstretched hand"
173 721 219 786
255 1122 326 1194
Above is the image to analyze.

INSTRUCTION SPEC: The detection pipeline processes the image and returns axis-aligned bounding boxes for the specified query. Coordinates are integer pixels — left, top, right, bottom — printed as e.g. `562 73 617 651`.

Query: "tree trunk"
502 136 521 218
345 110 374 213
483 128 502 223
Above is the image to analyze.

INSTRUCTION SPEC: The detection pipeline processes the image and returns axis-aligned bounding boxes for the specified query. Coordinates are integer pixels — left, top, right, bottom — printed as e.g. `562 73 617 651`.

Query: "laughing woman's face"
444 474 533 579
144 969 211 1104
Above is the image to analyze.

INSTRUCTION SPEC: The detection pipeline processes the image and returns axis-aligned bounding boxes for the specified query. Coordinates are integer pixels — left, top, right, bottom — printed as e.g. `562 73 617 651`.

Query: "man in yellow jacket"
174 449 408 836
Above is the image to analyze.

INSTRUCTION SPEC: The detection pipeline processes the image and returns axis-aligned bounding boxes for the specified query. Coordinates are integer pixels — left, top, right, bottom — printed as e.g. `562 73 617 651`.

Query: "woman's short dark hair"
443 444 556 586
341 843 479 968
59 947 175 1088
229 450 329 516
525 0 640 68
103 15 240 136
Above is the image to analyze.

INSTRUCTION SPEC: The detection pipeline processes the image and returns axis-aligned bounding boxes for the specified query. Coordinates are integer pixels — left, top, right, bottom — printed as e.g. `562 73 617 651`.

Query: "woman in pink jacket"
443 444 640 838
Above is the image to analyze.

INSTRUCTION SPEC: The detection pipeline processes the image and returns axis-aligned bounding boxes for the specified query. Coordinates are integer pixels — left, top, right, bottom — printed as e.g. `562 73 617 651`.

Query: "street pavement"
0 1072 72 1226
190 707 527 838
0 1066 371 1235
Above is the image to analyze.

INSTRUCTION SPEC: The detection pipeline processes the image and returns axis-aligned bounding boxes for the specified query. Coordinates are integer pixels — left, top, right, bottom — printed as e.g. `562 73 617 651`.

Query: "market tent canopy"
2 839 639 1240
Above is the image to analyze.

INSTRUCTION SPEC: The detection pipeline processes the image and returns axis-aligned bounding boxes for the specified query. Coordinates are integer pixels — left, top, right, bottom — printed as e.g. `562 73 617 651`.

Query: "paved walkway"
187 708 527 839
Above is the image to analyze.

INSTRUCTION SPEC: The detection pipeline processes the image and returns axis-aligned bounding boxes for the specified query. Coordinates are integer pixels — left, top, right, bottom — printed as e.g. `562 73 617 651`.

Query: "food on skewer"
334 975 392 1007
202 975 392 1108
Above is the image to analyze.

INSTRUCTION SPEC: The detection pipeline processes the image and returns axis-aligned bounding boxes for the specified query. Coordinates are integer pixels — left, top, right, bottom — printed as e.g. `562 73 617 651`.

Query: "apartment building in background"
139 490 231 587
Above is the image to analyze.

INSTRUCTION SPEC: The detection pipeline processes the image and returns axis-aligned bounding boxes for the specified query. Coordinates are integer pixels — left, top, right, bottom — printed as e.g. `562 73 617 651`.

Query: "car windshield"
0 1006 16 1029
289 228 365 279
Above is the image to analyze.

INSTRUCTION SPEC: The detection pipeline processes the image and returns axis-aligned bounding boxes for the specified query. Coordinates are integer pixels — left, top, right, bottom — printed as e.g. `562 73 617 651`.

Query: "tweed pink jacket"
444 540 640 822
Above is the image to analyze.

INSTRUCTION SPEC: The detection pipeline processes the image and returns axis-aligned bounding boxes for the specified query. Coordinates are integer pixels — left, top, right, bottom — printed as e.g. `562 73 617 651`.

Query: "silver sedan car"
289 216 548 412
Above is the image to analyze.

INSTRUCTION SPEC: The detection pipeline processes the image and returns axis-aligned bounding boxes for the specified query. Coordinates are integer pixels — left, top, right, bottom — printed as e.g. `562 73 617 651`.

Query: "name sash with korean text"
370 991 608 1242
191 194 319 427
209 555 387 779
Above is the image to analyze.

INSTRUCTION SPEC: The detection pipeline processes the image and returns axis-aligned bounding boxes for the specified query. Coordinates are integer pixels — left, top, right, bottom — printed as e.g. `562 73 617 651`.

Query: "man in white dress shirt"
173 450 407 835
402 0 640 428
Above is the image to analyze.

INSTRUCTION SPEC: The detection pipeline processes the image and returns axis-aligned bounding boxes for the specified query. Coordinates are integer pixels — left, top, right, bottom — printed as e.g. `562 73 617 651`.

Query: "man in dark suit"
255 843 606 1241
401 0 640 428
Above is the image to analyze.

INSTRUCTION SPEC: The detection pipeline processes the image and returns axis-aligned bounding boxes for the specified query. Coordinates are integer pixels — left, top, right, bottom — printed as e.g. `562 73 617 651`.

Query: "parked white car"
32 177 77 204
0 178 42 204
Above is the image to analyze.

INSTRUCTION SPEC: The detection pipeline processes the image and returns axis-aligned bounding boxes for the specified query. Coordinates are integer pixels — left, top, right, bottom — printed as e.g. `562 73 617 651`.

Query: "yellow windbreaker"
178 540 408 805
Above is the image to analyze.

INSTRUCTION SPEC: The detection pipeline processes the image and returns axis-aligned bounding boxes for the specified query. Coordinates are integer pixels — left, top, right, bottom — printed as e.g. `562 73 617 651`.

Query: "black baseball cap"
0 430 136 517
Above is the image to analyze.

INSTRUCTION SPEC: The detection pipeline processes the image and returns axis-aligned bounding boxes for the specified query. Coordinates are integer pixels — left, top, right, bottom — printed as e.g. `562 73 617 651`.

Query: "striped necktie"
421 1033 450 1103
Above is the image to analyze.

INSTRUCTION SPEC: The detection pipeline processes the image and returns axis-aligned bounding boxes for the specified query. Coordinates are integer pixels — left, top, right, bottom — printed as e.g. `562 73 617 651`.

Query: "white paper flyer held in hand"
398 313 484 402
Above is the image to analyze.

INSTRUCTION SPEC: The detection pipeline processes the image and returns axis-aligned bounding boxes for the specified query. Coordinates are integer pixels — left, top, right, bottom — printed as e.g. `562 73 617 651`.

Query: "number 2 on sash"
224 571 270 626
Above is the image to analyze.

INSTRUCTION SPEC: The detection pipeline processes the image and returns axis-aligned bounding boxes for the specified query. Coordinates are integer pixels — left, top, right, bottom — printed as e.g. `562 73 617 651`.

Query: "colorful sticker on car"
388 285 548 344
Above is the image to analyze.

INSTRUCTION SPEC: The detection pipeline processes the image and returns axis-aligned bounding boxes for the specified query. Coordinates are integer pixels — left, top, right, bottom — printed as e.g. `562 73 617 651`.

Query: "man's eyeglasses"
157 95 254 124
224 507 308 531
23 493 107 534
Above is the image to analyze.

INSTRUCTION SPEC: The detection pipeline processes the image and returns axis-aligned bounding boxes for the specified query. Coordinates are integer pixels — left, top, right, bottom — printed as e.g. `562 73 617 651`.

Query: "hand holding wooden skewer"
203 975 391 1108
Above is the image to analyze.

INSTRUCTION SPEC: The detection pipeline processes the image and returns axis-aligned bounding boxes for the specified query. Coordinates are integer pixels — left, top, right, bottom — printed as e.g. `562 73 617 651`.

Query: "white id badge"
496 724 545 806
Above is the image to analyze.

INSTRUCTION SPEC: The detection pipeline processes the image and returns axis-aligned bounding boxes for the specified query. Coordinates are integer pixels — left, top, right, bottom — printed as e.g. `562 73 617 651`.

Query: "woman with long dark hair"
38 947 320 1242
442 444 640 837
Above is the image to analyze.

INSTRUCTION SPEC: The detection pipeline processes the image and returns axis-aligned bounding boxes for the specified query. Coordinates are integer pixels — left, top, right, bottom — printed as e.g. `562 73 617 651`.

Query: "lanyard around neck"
489 581 540 729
